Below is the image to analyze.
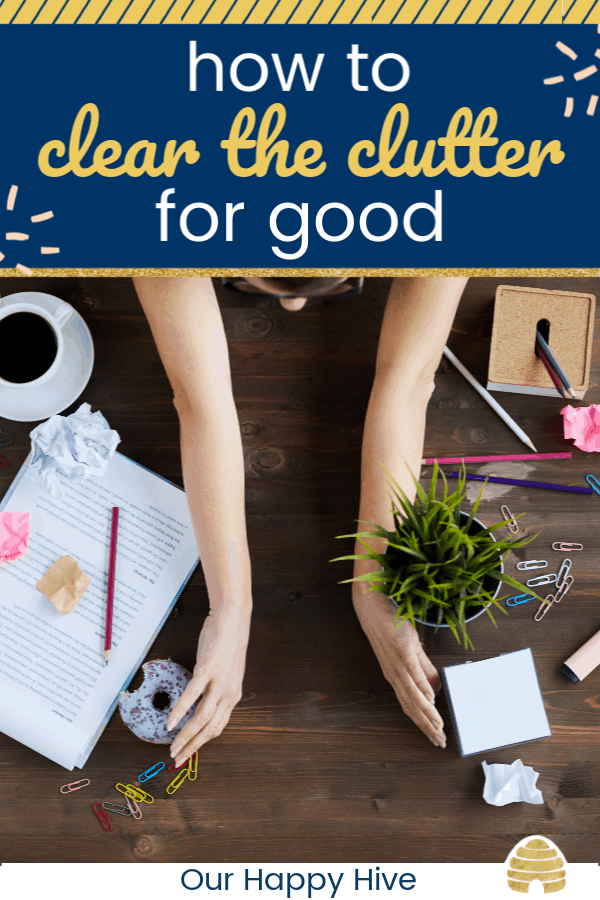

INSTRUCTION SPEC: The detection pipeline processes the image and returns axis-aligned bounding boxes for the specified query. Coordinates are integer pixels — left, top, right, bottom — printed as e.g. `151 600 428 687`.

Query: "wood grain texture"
0 275 599 864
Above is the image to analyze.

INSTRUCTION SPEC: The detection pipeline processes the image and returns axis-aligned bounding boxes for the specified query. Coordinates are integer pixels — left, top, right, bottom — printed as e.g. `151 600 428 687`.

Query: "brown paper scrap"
36 555 91 615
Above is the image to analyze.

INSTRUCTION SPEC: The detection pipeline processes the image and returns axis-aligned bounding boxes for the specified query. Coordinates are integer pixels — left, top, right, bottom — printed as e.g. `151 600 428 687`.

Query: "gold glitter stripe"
2 268 598 277
3 0 589 18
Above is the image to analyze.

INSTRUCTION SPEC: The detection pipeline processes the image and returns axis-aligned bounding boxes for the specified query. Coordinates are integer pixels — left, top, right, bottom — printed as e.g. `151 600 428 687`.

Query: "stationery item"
555 558 572 589
443 347 537 451
0 430 15 449
0 451 200 770
118 659 196 744
482 759 543 806
29 403 120 498
535 343 568 398
93 803 113 832
188 751 198 781
534 594 556 622
586 474 600 496
102 802 131 818
553 575 574 603
0 512 29 565
505 593 536 607
421 452 572 465
0 292 94 423
138 762 165 782
168 759 188 772
104 507 119 665
0 455 9 469
516 560 547 571
553 542 583 551
562 405 600 452
449 472 594 494
125 795 143 820
166 769 189 794
60 778 91 794
562 625 600 683
36 555 91 615
501 505 519 534
115 783 154 804
487 284 595 399
535 331 576 398
442 648 551 756
527 574 556 587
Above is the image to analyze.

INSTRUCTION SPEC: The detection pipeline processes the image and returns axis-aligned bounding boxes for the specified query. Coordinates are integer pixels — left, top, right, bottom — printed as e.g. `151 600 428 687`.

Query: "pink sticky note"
0 512 30 564
561 404 600 453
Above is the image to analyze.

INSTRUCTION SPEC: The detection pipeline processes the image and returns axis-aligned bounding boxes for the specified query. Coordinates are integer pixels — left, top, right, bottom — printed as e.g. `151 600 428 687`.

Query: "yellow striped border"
2 0 600 23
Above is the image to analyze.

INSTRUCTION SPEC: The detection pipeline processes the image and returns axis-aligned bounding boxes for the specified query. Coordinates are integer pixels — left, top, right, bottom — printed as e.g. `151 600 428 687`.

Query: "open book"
0 453 199 770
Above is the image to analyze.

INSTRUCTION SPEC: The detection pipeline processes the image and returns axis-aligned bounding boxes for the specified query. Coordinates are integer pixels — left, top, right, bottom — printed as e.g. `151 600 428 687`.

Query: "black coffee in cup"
0 312 58 383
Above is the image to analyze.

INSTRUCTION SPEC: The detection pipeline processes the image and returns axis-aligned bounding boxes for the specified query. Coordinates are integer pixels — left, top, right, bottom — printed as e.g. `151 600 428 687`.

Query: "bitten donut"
118 659 196 743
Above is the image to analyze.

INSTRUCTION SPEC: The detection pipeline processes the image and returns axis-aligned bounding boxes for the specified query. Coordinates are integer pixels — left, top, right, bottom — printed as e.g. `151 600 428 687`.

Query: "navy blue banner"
1 26 598 268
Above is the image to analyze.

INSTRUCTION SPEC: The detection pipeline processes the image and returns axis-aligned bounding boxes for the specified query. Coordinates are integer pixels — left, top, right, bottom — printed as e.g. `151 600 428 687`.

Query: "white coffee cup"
0 292 94 422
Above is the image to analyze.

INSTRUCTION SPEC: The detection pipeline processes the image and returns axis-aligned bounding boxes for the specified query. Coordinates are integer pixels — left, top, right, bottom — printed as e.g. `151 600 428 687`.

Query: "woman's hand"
168 604 251 766
353 586 446 748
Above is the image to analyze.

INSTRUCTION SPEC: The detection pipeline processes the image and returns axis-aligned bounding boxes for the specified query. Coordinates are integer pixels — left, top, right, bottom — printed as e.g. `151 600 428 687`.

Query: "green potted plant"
333 463 539 649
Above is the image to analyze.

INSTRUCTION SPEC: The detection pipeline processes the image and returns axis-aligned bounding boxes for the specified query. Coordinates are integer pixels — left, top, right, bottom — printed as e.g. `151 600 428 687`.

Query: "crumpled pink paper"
561 404 600 452
0 512 30 566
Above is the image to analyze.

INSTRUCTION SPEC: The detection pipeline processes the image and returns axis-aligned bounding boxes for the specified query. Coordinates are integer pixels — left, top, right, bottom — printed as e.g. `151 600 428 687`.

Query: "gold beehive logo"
507 837 566 894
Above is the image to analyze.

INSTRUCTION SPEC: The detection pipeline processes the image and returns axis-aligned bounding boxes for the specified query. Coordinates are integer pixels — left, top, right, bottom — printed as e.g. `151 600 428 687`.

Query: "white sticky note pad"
443 648 551 756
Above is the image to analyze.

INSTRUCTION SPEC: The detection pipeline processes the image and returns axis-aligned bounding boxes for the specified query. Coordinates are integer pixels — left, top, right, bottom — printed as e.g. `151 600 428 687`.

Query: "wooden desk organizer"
487 285 596 399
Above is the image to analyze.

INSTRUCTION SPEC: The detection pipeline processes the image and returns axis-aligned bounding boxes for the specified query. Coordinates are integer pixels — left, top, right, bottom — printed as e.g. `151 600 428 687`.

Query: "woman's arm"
353 277 468 748
133 276 251 766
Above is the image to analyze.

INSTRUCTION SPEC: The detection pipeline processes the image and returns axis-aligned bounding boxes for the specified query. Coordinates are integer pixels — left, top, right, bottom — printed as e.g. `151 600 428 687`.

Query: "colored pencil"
536 341 568 399
536 331 576 399
448 472 593 494
443 347 537 452
104 507 119 665
422 452 572 465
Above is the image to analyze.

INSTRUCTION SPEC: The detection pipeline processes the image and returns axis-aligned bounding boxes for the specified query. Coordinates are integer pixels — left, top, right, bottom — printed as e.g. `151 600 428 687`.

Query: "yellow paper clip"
187 751 198 782
166 769 189 794
115 783 154 804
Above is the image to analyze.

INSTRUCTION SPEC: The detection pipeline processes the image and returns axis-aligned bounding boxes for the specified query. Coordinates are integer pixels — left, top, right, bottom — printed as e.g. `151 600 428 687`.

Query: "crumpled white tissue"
29 403 121 497
482 759 544 806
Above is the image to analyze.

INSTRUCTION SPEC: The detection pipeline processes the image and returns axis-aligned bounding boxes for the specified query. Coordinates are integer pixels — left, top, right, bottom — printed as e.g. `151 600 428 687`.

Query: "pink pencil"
104 507 119 665
422 453 572 465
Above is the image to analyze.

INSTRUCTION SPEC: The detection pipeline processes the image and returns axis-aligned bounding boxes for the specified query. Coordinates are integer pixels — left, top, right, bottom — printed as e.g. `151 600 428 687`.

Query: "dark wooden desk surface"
1 276 599 864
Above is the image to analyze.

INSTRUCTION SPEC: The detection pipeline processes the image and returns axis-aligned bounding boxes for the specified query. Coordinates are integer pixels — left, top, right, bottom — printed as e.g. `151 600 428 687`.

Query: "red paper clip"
168 759 188 772
0 455 10 469
94 803 113 832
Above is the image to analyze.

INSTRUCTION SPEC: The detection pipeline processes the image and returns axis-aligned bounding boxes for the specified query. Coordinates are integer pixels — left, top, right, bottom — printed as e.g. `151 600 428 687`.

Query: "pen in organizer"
536 341 568 399
443 347 537 452
535 330 576 400
105 507 119 665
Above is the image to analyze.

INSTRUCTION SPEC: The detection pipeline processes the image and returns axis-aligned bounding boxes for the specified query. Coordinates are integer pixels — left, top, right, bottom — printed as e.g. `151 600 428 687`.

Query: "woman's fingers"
392 663 446 745
170 683 220 758
167 671 209 732
173 699 233 767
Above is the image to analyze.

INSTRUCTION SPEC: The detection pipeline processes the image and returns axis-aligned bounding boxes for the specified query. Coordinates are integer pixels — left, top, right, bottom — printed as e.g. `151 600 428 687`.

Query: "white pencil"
443 347 537 453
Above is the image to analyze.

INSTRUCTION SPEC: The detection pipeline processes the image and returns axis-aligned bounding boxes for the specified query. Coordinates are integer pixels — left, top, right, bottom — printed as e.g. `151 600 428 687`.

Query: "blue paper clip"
505 593 536 607
138 762 165 782
586 475 600 497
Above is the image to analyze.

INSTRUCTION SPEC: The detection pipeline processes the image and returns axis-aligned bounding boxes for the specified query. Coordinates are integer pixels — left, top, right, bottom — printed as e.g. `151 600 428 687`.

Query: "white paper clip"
552 542 583 551
553 575 574 603
534 594 555 622
501 505 519 534
516 560 548 571
527 573 557 587
555 558 572 590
